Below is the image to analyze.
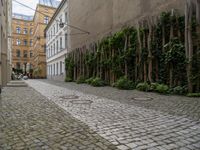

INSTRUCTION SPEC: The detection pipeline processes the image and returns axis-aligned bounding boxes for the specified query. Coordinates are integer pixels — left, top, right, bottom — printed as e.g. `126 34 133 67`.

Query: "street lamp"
59 22 64 28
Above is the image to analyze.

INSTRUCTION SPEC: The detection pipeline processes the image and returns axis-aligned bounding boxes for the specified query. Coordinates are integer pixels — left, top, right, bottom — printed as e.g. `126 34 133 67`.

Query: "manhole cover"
69 100 93 105
132 97 153 101
68 99 93 108
59 95 79 100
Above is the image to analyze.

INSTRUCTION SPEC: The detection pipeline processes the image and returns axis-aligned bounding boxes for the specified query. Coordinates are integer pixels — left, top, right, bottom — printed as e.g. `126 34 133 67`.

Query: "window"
16 39 21 45
44 16 49 24
16 27 21 34
30 28 33 35
65 33 68 49
30 51 33 58
24 28 28 34
44 44 46 53
65 12 68 23
56 40 59 52
51 45 53 56
24 50 28 58
53 43 55 54
60 61 62 74
30 63 32 69
16 50 20 57
24 39 27 46
56 62 59 75
53 64 55 75
59 15 62 29
59 15 62 23
53 25 55 35
16 62 21 69
30 40 33 46
60 37 62 50
56 22 59 32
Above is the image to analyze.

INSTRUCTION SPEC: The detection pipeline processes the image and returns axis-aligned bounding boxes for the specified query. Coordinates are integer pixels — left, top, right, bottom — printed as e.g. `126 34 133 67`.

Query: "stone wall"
68 0 185 51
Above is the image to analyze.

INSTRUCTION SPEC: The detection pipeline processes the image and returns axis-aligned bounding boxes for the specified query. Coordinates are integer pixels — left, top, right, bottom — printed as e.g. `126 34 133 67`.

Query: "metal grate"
132 97 153 101
59 95 79 100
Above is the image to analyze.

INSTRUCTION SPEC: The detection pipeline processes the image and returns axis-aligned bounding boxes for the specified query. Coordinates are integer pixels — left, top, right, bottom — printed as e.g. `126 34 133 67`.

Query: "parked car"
23 75 28 80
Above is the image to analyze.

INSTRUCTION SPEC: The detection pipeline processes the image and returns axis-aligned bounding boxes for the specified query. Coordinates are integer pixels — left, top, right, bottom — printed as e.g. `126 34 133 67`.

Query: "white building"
45 0 69 81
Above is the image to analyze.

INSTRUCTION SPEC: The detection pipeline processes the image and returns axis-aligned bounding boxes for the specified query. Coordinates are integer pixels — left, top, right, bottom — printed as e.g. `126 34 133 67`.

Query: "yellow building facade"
32 4 57 78
12 14 34 75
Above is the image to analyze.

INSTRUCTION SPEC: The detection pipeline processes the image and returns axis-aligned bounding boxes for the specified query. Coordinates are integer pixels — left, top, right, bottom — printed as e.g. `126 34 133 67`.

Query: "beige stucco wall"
0 0 12 88
68 0 185 51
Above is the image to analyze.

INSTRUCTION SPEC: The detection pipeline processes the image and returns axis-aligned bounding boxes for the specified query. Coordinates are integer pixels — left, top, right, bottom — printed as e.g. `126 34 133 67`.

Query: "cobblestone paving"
0 86 117 150
40 80 200 121
27 80 200 150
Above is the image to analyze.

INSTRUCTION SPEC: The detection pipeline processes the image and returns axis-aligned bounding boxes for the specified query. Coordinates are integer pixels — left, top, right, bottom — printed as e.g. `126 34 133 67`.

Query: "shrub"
187 93 200 97
65 77 73 82
173 86 187 95
155 84 169 94
76 76 86 84
136 82 150 92
85 77 95 84
150 83 159 91
90 77 105 87
113 76 135 90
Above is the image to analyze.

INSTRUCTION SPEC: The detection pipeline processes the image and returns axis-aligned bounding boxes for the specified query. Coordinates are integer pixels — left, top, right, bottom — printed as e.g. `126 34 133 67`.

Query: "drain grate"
68 99 93 108
59 95 79 100
132 97 153 101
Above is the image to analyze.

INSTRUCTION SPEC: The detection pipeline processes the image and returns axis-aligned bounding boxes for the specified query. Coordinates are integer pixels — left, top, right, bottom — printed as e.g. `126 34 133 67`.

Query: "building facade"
0 0 12 92
12 14 34 75
45 0 68 81
11 0 59 78
32 3 58 78
68 0 185 51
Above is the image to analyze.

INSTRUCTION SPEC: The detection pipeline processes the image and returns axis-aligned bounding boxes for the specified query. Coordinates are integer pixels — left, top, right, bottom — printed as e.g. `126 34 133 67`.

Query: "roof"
45 0 67 32
39 0 60 8
12 13 33 21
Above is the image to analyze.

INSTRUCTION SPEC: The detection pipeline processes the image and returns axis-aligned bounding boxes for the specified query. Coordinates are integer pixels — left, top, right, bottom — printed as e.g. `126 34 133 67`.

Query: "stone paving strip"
0 86 117 150
41 80 200 121
26 80 200 150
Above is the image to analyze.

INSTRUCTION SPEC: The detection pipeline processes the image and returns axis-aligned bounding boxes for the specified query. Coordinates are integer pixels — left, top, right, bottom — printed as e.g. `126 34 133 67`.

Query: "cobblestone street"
0 85 117 150
25 80 200 150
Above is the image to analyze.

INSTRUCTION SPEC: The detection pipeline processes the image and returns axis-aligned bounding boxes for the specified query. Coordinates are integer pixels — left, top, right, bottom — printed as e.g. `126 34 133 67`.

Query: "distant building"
32 1 59 78
11 0 60 78
12 14 34 75
0 0 12 92
45 0 68 81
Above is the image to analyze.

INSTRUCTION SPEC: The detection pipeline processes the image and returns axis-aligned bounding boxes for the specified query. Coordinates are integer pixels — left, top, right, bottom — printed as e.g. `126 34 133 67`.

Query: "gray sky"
13 0 39 16
12 0 61 16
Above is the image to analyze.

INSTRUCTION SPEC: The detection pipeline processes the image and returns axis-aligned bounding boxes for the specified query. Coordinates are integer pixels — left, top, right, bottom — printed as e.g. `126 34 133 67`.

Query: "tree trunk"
162 25 166 52
144 62 147 82
147 19 153 83
169 64 173 87
185 0 194 93
124 35 128 77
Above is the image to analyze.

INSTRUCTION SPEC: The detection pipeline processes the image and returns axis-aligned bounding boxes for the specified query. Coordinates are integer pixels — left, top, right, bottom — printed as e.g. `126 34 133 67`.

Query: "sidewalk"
0 86 117 150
